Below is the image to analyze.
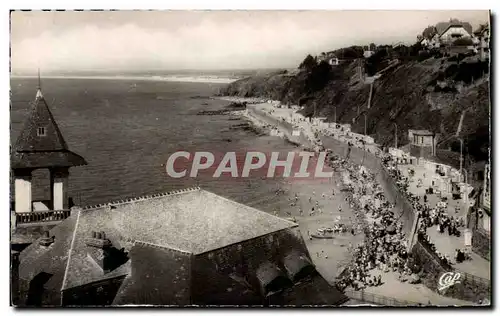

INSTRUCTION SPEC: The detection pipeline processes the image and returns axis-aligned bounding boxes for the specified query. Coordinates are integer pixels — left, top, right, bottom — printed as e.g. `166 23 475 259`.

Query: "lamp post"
393 123 398 149
461 168 469 211
362 141 366 166
364 113 367 136
457 138 464 178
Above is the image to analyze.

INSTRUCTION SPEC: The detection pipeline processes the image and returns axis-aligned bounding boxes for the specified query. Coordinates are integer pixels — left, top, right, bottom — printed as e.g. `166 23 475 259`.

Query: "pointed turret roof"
14 89 69 152
11 85 87 169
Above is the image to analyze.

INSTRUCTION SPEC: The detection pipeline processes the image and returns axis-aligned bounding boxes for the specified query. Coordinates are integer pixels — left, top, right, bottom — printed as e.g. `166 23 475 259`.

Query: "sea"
10 77 299 213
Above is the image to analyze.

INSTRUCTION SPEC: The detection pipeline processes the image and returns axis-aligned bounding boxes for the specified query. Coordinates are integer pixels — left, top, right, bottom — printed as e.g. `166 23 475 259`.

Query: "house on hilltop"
438 23 472 44
419 19 473 49
328 54 340 66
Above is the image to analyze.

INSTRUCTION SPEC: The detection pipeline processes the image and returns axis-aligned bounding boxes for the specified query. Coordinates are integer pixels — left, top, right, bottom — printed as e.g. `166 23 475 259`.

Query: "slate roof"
112 243 192 305
81 188 297 254
17 188 348 306
436 21 473 36
410 129 435 136
11 89 87 169
18 215 78 305
270 274 348 306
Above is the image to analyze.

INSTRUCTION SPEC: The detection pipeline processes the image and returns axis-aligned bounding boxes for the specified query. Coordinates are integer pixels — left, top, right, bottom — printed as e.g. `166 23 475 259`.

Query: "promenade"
248 100 489 279
225 97 489 305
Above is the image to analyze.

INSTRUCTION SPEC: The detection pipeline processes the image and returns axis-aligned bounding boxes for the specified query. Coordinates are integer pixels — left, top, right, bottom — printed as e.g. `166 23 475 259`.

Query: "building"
420 33 441 49
11 82 87 214
408 129 438 158
317 52 342 66
419 37 429 46
11 80 348 307
480 163 491 231
473 24 490 61
328 56 340 66
15 188 347 306
363 50 374 58
438 24 472 43
11 82 87 249
469 163 491 260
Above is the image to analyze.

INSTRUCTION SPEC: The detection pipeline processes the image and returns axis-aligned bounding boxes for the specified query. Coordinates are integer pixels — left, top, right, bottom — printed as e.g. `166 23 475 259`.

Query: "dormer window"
37 127 46 136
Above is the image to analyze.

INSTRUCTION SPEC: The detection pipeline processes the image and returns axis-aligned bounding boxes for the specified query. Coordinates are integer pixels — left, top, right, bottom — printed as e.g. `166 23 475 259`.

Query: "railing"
15 209 71 225
344 289 422 306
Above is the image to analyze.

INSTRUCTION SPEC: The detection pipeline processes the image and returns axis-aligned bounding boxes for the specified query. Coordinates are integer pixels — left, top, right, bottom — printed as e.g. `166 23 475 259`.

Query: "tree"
422 25 437 39
340 46 364 59
369 43 377 51
299 54 317 71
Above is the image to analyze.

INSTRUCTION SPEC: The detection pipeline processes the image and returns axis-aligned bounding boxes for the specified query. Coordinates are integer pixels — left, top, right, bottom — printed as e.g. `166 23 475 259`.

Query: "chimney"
86 231 112 273
85 231 111 249
39 230 54 247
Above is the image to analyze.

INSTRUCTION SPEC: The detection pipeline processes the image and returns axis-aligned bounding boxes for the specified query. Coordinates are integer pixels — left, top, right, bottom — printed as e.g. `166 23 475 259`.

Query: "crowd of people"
382 155 468 267
333 157 420 291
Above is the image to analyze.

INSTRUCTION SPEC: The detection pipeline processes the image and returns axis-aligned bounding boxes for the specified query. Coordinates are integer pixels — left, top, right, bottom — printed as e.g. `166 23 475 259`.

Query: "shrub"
453 37 474 46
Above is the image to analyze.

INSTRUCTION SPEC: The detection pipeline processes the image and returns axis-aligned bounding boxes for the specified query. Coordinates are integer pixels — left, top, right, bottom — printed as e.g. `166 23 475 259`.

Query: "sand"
231 99 363 285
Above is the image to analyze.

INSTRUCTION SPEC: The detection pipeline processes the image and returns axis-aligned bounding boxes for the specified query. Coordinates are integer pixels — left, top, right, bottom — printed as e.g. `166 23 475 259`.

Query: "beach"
227 97 364 284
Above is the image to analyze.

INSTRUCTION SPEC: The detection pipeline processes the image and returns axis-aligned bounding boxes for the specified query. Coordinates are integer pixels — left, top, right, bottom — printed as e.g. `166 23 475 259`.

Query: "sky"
10 10 490 73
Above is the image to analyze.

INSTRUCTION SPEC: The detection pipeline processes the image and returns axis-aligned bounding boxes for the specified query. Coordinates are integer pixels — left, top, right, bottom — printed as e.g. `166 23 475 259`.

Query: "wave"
10 74 240 84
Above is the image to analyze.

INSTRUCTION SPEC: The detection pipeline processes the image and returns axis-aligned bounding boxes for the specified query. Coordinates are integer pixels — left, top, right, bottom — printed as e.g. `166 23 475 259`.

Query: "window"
37 127 46 136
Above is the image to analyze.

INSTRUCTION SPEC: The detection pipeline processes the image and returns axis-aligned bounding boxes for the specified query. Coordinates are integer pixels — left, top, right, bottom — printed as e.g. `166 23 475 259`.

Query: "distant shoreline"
10 74 239 84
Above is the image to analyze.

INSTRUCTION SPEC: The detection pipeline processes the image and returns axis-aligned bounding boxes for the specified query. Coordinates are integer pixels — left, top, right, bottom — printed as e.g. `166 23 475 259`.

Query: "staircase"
367 83 374 109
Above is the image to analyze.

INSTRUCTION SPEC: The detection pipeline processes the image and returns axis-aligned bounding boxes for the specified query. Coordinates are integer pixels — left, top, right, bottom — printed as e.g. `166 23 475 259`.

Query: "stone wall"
319 135 417 239
378 164 417 239
467 209 491 261
246 106 310 147
411 239 490 303
472 228 490 261
409 144 435 159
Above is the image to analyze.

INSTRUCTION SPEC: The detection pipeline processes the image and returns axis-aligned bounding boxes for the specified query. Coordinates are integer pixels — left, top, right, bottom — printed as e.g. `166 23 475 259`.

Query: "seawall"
246 105 311 147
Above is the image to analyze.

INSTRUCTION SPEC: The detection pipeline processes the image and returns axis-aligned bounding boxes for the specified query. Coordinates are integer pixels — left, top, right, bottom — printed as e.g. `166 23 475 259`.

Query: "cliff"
220 54 490 168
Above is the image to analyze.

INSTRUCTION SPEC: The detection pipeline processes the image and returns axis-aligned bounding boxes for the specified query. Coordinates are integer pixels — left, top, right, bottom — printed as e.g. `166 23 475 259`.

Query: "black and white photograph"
8 8 492 307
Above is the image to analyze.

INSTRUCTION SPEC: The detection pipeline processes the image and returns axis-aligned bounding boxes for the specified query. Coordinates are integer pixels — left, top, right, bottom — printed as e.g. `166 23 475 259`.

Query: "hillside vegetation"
219 51 490 168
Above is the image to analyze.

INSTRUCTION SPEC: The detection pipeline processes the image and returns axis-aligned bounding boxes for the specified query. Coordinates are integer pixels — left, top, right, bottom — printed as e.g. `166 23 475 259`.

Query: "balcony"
14 209 71 227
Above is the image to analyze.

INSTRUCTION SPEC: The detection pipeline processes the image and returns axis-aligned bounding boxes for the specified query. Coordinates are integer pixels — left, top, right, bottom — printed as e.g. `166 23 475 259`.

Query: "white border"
1 1 498 315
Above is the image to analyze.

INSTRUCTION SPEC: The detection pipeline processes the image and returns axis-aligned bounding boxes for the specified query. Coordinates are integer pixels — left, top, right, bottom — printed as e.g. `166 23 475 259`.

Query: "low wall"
378 165 417 240
344 289 421 306
472 228 491 261
246 106 310 147
319 135 417 239
467 209 491 261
